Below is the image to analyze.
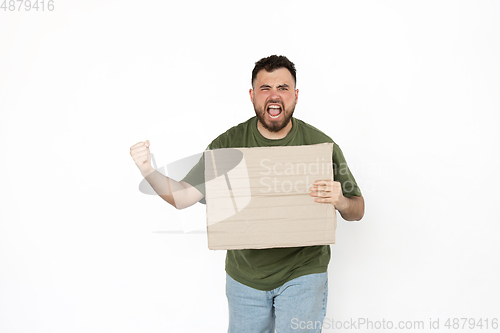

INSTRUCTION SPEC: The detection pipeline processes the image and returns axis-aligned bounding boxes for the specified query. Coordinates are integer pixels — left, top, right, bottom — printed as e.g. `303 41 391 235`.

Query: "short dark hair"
251 55 297 88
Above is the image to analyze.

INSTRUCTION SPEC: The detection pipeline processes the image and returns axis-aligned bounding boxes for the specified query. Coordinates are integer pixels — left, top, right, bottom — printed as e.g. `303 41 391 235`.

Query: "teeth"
267 104 282 118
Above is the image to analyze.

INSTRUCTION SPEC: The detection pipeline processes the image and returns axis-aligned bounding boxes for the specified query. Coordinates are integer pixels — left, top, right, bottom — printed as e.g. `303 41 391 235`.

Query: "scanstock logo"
138 149 252 222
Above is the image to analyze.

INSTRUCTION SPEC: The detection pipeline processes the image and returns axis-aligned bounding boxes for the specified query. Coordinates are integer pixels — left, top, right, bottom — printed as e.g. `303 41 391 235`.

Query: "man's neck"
257 119 293 140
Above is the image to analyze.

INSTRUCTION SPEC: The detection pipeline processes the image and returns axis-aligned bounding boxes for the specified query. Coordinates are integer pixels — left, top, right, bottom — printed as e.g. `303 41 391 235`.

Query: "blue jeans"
225 272 328 333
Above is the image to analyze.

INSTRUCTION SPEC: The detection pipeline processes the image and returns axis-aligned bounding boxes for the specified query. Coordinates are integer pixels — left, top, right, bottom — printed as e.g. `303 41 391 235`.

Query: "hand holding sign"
310 180 347 211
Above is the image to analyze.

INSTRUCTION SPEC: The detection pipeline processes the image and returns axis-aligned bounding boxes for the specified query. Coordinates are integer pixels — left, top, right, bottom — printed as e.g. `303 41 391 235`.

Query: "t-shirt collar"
252 116 298 146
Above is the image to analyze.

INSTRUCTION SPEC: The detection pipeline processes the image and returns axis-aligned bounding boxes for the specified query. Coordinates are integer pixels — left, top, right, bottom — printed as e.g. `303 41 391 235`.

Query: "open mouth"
267 104 282 119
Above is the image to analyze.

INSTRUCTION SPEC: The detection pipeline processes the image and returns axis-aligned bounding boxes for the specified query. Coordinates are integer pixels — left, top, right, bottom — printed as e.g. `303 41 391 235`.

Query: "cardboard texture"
204 143 336 250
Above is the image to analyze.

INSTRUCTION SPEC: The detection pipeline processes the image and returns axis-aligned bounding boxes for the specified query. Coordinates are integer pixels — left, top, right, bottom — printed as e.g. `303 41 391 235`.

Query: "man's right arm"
130 140 203 210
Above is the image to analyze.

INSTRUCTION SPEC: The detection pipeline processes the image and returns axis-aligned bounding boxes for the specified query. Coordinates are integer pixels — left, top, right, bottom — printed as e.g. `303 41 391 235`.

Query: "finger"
319 184 330 192
310 191 331 198
130 141 147 149
314 197 331 203
310 184 330 192
130 145 149 155
130 141 150 152
313 180 332 186
133 151 149 159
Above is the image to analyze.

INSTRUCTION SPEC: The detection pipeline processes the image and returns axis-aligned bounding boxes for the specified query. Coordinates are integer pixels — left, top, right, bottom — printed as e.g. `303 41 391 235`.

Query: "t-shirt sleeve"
181 146 208 199
332 143 362 197
181 134 227 202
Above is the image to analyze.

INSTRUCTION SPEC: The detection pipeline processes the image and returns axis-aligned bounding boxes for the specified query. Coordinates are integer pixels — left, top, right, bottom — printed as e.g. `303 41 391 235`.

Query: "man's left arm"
310 180 365 221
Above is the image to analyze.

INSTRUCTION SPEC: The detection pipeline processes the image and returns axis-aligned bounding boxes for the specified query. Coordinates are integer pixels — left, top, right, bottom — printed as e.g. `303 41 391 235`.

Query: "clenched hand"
130 140 154 177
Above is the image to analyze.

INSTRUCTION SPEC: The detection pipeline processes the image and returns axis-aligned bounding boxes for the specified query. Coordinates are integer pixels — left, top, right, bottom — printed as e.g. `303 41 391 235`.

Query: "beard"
254 101 295 133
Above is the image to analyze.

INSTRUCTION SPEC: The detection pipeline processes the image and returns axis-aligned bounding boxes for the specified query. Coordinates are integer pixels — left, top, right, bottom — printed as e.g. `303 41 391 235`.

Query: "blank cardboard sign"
204 143 336 250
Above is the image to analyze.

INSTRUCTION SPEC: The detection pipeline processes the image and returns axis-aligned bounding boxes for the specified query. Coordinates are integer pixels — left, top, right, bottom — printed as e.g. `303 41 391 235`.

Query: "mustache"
265 101 284 108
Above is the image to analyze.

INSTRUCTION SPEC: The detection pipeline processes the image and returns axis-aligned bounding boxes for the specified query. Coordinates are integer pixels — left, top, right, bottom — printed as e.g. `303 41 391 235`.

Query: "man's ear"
295 88 299 103
249 88 254 103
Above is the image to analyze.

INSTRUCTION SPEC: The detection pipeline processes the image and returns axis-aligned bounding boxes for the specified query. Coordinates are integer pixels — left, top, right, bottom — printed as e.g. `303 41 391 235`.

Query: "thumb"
145 140 150 148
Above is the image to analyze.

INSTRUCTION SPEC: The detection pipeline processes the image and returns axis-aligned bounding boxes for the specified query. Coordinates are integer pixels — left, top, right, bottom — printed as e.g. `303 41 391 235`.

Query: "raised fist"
130 140 154 177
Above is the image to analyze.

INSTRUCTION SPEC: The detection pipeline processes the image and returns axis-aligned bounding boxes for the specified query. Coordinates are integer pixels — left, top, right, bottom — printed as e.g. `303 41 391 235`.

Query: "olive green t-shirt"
182 116 361 291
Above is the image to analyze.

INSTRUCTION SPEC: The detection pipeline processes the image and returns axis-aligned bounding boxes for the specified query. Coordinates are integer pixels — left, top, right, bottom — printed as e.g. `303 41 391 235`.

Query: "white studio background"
1 1 499 332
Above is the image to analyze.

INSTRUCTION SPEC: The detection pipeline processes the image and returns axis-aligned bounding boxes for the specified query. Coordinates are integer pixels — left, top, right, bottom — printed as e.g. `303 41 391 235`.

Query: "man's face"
250 68 299 133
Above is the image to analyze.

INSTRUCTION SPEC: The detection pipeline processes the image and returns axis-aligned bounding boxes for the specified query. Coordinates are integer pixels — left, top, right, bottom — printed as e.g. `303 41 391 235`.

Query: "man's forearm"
142 169 202 209
337 195 365 221
143 169 183 208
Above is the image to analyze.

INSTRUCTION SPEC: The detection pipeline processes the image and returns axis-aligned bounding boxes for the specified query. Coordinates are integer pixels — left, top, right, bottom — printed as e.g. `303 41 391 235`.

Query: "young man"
130 55 364 332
